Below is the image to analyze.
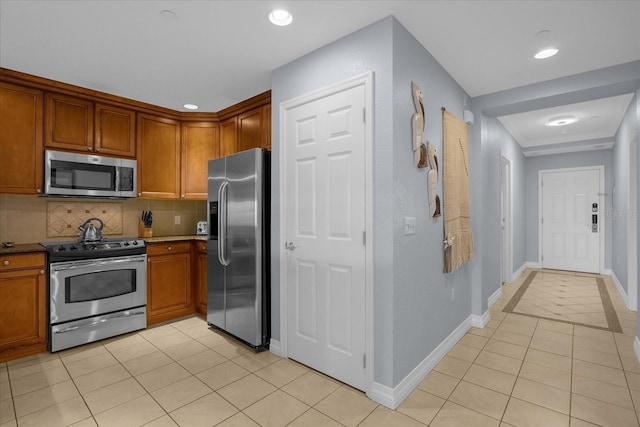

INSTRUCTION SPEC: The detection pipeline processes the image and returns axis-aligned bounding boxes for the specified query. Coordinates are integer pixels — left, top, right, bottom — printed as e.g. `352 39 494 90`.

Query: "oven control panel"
43 239 146 261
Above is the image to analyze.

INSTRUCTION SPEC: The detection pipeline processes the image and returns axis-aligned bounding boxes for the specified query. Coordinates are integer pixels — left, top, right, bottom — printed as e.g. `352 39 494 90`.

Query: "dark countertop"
0 243 46 255
0 236 207 255
144 235 207 243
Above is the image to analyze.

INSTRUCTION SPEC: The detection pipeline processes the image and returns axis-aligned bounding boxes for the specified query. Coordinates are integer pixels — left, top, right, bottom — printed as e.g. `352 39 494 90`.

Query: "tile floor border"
503 270 622 333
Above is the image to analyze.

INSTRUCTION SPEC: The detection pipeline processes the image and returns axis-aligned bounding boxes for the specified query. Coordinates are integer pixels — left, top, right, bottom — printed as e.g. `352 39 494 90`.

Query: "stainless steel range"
41 236 147 352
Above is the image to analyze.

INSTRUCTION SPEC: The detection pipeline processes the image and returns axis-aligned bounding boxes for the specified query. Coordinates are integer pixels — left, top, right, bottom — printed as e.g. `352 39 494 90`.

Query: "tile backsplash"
0 195 207 244
47 201 123 238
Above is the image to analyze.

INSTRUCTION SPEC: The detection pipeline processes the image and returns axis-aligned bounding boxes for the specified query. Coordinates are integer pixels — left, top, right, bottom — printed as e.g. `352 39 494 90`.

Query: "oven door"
49 254 147 325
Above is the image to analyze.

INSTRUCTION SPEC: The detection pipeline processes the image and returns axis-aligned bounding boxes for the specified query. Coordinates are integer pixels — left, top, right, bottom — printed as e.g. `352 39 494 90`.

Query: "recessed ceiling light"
545 115 578 127
269 9 292 26
534 47 559 59
183 104 198 110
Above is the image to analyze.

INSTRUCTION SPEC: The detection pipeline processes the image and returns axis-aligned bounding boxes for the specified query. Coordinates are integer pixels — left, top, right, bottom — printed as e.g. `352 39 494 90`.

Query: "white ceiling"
1 1 639 152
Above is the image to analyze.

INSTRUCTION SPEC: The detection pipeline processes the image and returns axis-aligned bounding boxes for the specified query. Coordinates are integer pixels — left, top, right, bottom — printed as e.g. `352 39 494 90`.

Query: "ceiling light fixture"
545 115 578 127
183 104 199 110
269 9 293 26
534 47 559 59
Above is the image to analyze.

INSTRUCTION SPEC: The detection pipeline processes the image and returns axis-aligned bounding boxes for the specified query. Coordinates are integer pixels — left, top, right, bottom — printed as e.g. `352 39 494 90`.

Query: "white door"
541 168 601 273
283 83 367 390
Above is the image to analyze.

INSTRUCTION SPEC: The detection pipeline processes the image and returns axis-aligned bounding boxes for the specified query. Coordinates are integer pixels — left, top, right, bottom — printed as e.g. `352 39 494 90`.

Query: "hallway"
1 269 638 426
409 269 639 426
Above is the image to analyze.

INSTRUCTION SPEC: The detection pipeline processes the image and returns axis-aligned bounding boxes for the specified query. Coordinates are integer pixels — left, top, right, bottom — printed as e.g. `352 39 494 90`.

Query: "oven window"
51 160 115 191
66 270 136 303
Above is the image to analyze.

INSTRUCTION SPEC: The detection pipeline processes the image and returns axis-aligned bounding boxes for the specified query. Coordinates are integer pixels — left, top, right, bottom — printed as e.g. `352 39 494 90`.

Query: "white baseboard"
525 261 541 270
269 339 282 357
368 315 473 409
511 262 528 283
609 270 631 310
634 337 640 364
471 311 490 328
488 286 503 310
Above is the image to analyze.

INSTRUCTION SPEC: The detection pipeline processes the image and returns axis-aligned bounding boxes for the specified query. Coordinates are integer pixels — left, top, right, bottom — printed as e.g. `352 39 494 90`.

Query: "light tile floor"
1 269 639 426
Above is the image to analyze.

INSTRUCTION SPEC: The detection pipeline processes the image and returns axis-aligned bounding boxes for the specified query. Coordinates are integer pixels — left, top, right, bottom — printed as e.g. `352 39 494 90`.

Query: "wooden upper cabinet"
220 117 237 157
46 93 94 152
137 113 181 199
95 104 136 158
46 94 136 158
261 103 271 149
181 122 219 200
237 107 263 153
0 82 44 195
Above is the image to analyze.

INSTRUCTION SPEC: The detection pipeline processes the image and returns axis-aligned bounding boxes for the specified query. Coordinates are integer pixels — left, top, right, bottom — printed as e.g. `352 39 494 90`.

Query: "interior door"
541 168 601 273
284 83 367 390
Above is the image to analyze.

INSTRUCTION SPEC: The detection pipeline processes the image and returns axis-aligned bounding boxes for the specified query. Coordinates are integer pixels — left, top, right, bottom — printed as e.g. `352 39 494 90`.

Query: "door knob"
285 242 299 251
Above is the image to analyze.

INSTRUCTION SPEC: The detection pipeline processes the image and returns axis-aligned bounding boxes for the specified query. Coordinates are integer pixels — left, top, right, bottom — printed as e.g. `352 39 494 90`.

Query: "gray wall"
390 19 474 384
271 16 476 388
612 95 638 291
271 16 395 386
524 150 613 268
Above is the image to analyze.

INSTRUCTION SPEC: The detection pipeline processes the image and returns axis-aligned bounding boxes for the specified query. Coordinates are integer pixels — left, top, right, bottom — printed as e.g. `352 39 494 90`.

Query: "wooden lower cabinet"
0 253 47 362
195 242 207 315
146 242 195 325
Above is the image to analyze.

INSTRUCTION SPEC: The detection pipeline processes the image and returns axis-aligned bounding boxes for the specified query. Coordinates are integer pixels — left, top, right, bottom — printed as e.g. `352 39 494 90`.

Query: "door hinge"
362 231 366 245
363 108 366 123
541 218 544 224
363 354 366 369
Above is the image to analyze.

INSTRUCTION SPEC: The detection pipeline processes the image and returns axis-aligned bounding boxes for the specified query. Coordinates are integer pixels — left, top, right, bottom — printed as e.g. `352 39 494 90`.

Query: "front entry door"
541 168 602 273
283 81 367 390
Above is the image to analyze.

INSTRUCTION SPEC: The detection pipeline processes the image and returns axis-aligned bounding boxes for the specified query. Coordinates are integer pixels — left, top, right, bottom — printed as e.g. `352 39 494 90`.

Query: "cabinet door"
0 82 44 195
147 251 193 325
95 104 136 158
196 243 207 314
0 267 47 362
237 107 263 153
261 103 271 149
181 122 219 200
137 113 181 199
220 117 237 157
46 93 94 152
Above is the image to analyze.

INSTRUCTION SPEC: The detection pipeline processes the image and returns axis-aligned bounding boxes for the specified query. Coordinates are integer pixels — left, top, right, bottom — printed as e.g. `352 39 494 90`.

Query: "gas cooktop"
41 238 146 261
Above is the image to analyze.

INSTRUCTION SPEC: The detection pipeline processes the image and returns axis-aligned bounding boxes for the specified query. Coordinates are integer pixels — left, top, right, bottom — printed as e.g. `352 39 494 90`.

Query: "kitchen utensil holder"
138 220 153 238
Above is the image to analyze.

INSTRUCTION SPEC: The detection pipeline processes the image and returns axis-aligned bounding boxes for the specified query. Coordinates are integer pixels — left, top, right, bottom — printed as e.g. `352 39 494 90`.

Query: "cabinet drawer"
195 242 207 253
147 242 191 256
0 253 45 271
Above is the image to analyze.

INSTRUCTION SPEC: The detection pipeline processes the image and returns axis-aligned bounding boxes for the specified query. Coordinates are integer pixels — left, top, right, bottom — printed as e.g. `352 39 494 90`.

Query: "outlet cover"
403 217 416 235
174 215 181 225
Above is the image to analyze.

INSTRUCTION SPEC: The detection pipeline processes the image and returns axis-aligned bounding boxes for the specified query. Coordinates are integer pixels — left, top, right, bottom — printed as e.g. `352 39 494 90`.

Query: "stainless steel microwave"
44 150 137 198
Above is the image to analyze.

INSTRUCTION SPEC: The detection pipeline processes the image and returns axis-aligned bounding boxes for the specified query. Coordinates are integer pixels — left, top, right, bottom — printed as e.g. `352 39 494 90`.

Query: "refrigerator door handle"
218 180 230 266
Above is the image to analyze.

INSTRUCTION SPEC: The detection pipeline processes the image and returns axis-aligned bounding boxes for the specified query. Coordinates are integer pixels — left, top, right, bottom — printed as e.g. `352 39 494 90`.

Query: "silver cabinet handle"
2 260 9 266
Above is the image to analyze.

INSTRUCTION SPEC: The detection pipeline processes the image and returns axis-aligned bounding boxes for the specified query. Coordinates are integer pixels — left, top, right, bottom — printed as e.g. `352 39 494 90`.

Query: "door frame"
538 165 605 273
278 72 374 395
500 154 512 283
627 137 637 311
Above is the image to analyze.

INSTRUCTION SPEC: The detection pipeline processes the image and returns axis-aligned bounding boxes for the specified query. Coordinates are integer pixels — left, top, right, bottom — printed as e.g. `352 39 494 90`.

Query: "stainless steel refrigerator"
207 148 270 351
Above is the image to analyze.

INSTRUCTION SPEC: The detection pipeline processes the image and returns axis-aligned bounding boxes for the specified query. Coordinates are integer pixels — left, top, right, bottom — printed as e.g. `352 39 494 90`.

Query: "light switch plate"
403 216 416 235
